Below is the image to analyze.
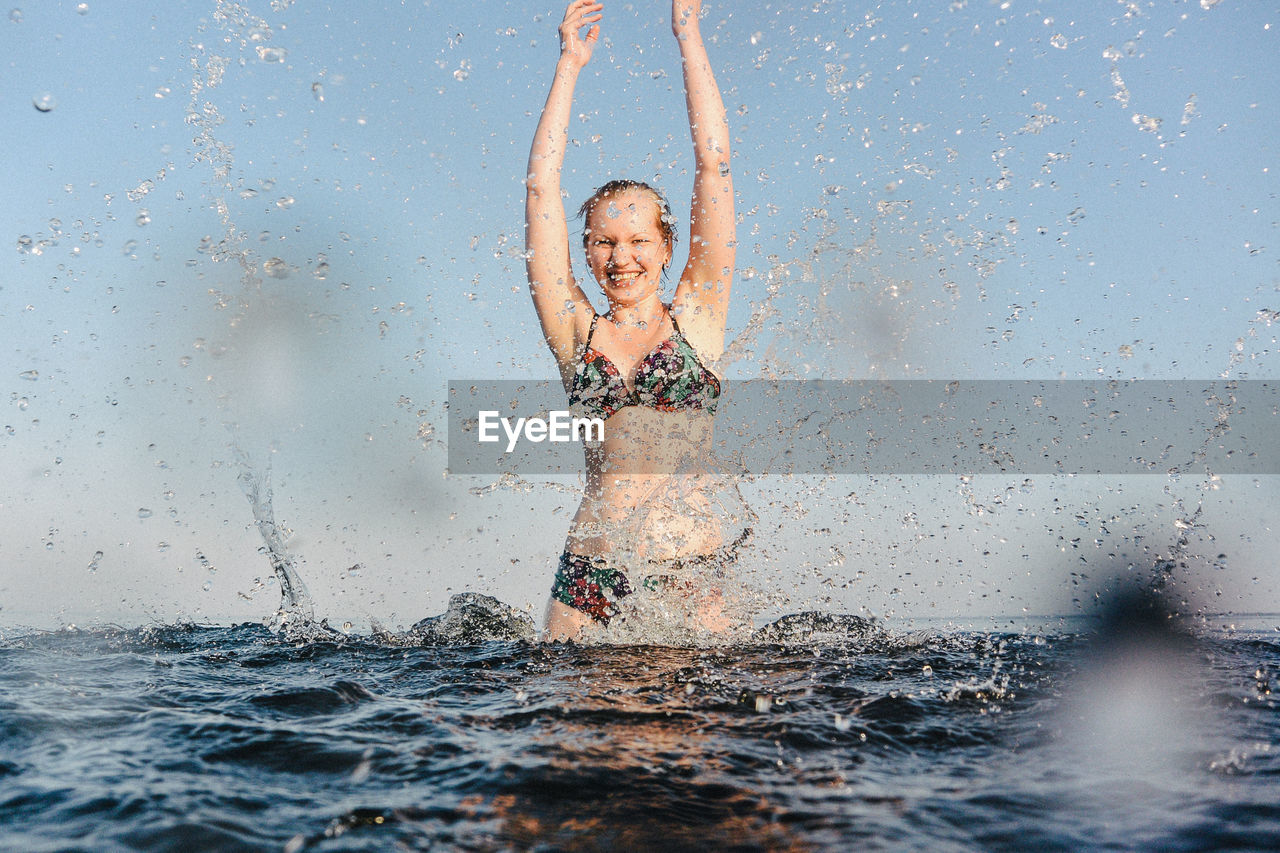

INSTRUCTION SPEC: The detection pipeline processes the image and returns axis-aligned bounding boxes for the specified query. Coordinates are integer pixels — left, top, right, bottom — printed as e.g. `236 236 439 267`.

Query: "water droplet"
88 550 103 573
256 46 288 63
16 234 33 254
75 2 88 14
1181 94 1199 126
1049 33 1068 49
154 85 171 99
754 694 773 713
32 92 56 113
136 209 151 227
313 258 329 279
1132 114 1162 134
18 369 37 381
276 196 295 209
138 508 154 519
922 664 933 676
122 239 138 256
127 179 154 202
9 9 22 23
202 580 213 592
263 257 289 278
311 82 324 102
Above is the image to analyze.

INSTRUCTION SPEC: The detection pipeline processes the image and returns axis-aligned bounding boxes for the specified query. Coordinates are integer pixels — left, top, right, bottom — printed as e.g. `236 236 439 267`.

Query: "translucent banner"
446 380 1279 475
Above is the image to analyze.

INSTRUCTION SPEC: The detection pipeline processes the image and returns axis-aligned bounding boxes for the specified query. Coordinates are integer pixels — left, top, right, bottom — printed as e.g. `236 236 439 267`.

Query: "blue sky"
2 0 1277 629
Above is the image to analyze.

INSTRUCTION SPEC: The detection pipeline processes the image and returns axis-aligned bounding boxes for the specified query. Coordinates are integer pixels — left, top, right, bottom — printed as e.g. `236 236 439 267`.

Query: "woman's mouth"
608 271 642 285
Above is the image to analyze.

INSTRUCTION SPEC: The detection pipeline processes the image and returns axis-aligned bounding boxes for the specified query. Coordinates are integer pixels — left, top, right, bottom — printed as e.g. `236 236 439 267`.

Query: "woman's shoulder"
668 300 726 360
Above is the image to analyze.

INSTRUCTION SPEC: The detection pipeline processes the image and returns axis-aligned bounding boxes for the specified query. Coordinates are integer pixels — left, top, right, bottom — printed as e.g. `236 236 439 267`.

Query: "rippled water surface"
1 618 1277 851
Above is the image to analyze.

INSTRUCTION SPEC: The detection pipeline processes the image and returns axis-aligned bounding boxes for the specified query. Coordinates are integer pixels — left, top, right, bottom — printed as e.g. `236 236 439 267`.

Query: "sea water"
1 608 1277 851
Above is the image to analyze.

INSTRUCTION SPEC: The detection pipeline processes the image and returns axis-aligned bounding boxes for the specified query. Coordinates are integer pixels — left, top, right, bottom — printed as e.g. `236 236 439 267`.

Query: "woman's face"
583 189 672 305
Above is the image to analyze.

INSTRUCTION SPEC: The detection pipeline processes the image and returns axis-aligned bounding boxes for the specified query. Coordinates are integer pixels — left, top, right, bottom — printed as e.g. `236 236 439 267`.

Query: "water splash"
1152 305 1279 605
234 451 317 634
750 611 884 646
185 1 273 291
395 593 536 645
378 592 892 650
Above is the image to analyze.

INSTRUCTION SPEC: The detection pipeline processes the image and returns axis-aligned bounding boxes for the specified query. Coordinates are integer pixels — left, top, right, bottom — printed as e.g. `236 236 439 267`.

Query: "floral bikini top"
568 312 721 420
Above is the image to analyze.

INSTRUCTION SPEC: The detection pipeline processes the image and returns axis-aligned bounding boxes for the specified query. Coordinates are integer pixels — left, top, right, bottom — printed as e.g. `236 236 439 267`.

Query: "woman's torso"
563 311 724 561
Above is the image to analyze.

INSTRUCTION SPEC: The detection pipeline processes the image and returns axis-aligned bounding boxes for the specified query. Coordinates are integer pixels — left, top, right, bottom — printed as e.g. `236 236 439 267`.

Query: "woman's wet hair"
578 179 678 254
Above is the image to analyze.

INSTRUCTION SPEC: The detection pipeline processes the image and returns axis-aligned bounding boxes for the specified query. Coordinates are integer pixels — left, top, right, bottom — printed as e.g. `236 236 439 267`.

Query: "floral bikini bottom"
551 528 752 625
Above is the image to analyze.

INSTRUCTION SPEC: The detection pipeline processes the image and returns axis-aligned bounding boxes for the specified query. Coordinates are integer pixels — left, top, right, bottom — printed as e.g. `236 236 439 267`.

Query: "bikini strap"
582 312 600 352
668 309 695 345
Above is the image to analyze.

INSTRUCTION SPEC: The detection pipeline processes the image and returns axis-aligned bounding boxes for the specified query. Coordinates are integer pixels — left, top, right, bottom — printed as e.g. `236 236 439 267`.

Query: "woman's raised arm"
525 1 603 373
670 0 735 352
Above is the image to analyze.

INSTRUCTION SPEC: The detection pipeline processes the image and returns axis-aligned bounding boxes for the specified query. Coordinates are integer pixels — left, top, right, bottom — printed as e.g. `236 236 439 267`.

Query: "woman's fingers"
562 0 603 31
560 0 604 62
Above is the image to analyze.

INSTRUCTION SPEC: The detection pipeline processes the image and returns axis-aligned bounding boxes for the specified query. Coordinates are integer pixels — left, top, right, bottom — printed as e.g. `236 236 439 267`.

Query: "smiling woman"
524 0 747 642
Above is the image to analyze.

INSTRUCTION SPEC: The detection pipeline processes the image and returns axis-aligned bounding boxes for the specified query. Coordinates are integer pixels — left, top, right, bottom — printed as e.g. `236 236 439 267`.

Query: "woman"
525 0 743 641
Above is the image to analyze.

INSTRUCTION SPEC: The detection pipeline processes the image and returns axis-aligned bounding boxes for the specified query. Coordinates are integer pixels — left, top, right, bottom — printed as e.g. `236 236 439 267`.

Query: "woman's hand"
559 0 603 70
672 0 700 37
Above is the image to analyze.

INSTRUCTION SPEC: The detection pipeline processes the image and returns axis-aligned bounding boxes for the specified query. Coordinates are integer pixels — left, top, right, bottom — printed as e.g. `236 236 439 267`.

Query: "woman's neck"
605 296 667 330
